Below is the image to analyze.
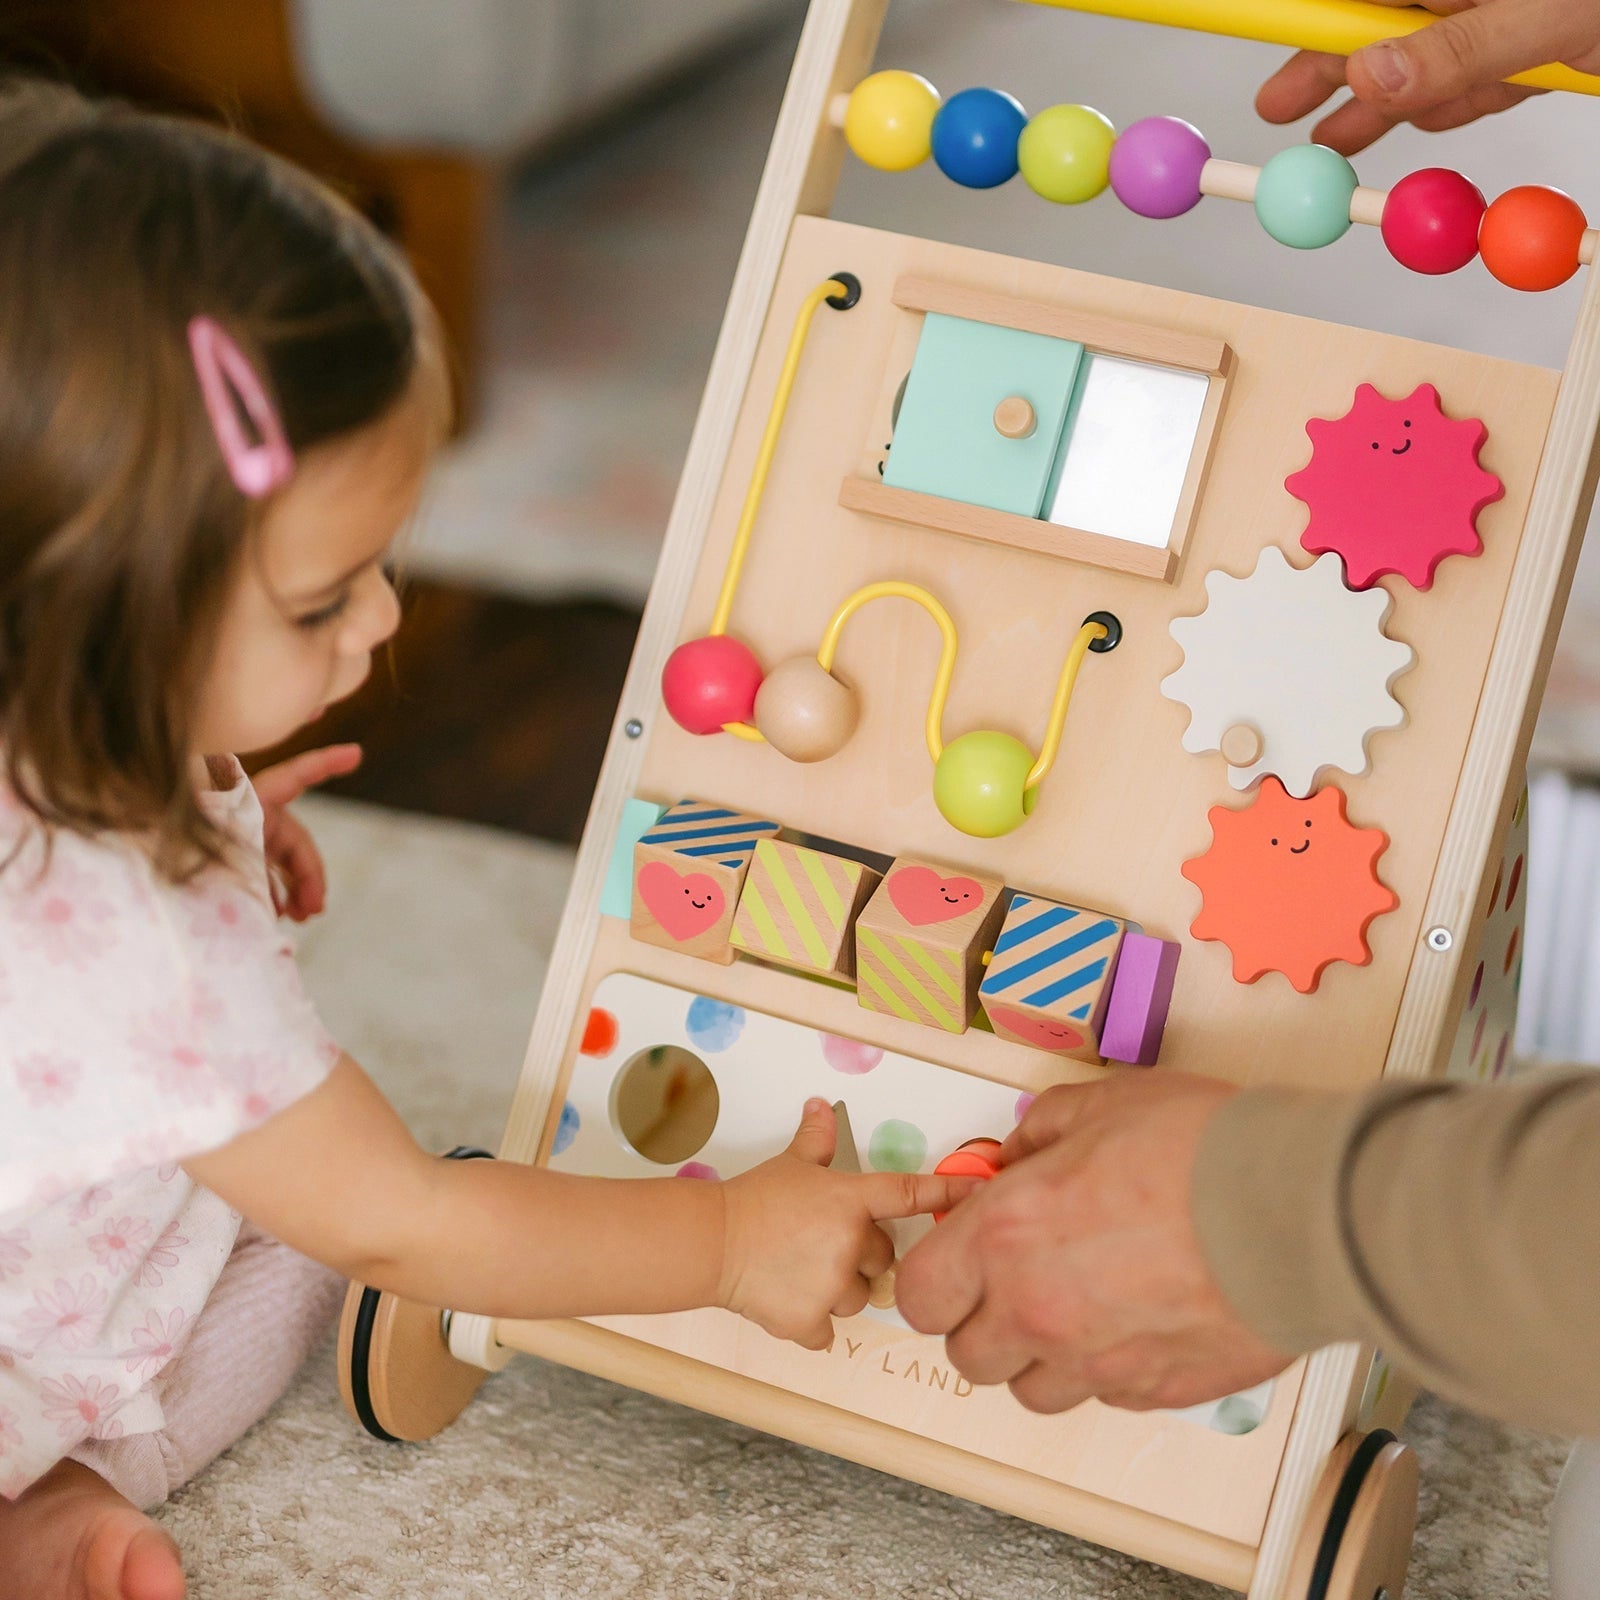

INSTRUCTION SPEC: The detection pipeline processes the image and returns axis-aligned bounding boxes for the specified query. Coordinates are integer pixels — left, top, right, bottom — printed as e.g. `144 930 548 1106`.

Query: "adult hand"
1256 0 1600 155
250 743 362 920
895 1072 1291 1414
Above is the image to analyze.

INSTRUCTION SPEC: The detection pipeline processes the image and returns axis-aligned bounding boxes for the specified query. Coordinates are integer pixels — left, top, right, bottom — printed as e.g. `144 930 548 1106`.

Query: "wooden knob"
993 396 1036 439
868 1265 898 1309
1220 722 1264 767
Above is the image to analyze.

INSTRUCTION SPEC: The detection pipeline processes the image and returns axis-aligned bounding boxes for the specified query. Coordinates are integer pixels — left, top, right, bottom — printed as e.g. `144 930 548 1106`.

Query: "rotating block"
631 800 779 963
1099 933 1181 1066
883 313 1084 516
979 894 1125 1059
729 838 881 979
855 858 1007 1033
1161 546 1413 797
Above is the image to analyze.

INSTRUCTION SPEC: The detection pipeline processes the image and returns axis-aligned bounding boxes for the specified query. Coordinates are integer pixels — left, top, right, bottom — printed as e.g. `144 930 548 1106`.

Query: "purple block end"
1100 934 1181 1066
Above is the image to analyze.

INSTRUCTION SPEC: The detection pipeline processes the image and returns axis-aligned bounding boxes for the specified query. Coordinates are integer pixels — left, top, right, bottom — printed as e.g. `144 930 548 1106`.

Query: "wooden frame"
839 274 1235 582
461 2 1600 1595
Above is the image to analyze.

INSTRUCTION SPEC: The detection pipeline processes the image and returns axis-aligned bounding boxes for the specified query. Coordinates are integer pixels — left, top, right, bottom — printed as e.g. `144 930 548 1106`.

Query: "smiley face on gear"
1181 778 1397 993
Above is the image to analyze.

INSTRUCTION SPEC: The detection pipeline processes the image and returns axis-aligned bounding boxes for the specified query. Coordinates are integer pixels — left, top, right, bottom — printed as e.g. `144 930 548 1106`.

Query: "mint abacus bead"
1254 145 1358 249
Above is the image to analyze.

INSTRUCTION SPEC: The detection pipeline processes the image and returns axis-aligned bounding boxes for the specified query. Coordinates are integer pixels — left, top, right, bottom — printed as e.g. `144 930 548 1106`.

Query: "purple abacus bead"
1381 167 1485 275
1108 116 1211 219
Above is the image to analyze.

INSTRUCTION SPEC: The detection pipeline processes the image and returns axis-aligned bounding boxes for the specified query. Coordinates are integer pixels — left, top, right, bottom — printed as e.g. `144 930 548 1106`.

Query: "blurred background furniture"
0 0 798 419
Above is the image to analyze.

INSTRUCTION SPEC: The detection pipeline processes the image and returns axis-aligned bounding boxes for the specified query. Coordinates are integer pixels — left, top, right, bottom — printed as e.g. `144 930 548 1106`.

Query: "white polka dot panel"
551 971 1273 1436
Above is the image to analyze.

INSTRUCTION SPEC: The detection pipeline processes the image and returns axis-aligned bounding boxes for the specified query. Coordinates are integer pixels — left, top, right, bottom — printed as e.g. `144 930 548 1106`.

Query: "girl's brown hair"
0 78 436 879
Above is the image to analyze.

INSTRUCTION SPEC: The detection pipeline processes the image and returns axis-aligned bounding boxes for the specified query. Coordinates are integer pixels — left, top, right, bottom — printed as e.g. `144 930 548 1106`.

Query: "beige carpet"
149 797 1569 1597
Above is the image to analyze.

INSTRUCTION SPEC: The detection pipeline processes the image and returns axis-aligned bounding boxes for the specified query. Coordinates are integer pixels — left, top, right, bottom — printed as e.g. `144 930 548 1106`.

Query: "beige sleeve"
1192 1067 1600 1435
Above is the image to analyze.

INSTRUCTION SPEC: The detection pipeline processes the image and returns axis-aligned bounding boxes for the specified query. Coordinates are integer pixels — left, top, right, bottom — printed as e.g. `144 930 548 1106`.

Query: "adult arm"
897 1066 1600 1433
1198 1066 1600 1434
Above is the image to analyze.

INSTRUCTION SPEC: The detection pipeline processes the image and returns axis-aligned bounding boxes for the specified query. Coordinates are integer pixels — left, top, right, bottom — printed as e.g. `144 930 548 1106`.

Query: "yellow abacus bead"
845 70 941 173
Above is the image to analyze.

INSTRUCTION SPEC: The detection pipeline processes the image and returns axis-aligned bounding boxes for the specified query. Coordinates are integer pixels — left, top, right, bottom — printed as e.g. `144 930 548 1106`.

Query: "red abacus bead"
661 634 763 735
1380 167 1485 275
1479 185 1588 291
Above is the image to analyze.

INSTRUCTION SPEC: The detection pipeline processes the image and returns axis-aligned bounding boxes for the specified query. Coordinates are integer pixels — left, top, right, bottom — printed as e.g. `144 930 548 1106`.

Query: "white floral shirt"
0 760 339 1497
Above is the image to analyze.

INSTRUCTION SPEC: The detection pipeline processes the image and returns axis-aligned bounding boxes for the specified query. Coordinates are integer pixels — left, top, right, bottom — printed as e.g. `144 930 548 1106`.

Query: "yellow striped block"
856 925 969 1031
853 857 1008 1035
729 840 878 978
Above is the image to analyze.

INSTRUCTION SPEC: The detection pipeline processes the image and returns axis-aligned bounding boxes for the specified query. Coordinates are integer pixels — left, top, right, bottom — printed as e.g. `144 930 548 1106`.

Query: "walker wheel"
1286 1429 1419 1600
336 1146 496 1443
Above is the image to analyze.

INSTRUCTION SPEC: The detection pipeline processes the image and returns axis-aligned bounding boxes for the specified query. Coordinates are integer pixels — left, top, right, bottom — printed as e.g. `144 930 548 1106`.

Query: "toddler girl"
0 80 963 1600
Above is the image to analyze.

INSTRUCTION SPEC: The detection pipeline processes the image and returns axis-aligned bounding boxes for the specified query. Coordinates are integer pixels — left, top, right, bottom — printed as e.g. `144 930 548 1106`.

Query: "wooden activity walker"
338 1 1600 1593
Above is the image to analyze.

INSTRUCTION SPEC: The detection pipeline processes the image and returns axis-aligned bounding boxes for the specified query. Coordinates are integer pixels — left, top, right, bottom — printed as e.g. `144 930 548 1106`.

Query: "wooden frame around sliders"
838 273 1236 582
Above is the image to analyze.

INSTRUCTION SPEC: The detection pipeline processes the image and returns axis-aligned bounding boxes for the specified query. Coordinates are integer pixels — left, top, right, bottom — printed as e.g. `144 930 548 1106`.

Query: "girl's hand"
250 743 362 920
1256 0 1600 155
718 1099 976 1350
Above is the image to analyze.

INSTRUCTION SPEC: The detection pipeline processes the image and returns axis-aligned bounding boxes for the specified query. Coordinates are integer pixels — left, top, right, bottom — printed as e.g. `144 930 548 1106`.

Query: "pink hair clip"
186 315 294 498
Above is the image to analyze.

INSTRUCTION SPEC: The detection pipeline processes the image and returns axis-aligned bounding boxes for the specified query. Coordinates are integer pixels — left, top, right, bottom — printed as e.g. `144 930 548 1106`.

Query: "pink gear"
1286 382 1503 591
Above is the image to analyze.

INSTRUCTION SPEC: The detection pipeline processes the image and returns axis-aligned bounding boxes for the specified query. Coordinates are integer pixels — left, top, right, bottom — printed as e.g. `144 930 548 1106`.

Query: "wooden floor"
256 580 640 844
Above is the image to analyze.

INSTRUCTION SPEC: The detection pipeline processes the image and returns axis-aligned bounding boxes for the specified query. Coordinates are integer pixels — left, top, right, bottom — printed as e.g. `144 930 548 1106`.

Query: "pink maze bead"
661 635 764 735
1108 116 1210 219
1381 168 1486 275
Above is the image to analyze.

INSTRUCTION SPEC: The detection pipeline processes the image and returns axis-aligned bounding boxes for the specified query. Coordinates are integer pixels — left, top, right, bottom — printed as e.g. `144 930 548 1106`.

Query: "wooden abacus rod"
824 90 1600 267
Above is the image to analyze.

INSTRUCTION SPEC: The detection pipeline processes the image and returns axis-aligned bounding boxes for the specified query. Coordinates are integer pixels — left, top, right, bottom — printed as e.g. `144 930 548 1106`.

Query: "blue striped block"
631 799 781 964
640 801 779 870
979 895 1125 1059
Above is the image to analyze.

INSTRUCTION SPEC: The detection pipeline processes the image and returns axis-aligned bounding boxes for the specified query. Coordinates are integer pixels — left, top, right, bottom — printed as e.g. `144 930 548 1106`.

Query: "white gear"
1161 547 1414 796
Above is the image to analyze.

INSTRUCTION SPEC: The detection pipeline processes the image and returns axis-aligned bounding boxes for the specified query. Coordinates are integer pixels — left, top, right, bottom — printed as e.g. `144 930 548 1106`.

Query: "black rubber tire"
1306 1429 1399 1600
345 1146 494 1443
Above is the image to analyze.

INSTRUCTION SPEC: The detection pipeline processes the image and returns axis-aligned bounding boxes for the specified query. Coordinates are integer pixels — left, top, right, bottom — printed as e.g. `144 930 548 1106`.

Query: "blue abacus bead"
930 87 1028 189
1254 145 1359 249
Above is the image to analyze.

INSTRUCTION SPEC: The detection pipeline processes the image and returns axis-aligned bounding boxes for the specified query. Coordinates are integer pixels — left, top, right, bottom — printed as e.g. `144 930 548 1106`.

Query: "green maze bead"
1018 104 1116 205
1253 145 1358 249
932 729 1038 838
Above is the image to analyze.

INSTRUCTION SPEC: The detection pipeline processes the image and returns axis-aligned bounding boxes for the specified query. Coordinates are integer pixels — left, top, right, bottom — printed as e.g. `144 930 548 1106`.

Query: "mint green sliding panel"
883 313 1084 518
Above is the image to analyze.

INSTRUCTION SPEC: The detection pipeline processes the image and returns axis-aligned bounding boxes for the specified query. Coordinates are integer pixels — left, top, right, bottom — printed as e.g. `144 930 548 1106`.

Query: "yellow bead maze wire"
705 276 1110 799
714 275 849 742
817 582 956 764
817 584 1106 791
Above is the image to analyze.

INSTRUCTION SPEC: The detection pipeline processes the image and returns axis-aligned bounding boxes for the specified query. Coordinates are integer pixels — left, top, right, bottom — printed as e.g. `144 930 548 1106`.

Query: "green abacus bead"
1253 144 1358 249
1017 103 1116 205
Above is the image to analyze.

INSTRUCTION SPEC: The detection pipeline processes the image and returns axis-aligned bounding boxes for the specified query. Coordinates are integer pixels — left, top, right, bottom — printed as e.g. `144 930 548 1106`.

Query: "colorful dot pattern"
686 996 745 1052
869 1119 928 1173
1446 792 1527 1083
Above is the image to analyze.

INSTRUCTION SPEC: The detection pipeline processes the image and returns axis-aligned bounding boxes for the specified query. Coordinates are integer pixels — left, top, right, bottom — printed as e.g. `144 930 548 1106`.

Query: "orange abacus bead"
1479 185 1588 292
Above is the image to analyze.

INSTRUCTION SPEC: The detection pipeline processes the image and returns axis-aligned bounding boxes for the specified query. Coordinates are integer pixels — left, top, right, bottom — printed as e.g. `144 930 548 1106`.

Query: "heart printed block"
979 894 1126 1062
631 799 779 963
856 857 1006 1033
